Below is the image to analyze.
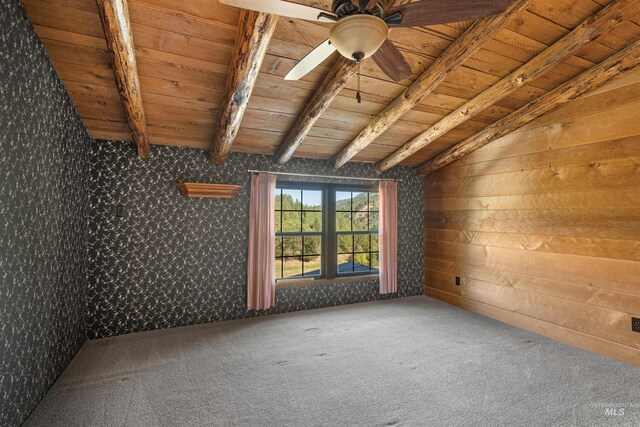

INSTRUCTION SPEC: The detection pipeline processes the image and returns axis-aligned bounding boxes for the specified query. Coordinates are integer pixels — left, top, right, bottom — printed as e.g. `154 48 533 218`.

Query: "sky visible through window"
281 188 322 208
275 186 379 281
275 188 323 279
336 191 379 275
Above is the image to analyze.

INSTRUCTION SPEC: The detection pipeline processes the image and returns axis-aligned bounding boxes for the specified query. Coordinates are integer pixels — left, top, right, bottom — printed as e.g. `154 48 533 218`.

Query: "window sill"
276 274 379 289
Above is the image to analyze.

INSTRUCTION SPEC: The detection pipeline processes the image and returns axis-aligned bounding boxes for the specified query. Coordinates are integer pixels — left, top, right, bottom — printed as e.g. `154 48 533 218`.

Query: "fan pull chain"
356 63 362 104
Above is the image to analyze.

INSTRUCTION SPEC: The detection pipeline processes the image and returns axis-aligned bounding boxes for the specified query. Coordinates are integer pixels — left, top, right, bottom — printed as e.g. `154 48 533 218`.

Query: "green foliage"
275 190 379 277
275 193 322 233
336 192 378 231
275 192 322 265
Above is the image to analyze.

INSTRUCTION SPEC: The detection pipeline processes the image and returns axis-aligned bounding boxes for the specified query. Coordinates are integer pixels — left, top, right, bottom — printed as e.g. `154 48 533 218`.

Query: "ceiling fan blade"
386 0 509 27
285 39 337 81
219 0 337 22
371 39 412 82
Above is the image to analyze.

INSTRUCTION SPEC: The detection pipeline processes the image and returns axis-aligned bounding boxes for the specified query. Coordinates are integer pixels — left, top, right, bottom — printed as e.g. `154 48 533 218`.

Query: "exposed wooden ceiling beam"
331 0 534 169
375 0 633 174
96 0 150 157
417 38 640 176
276 57 359 165
211 10 278 166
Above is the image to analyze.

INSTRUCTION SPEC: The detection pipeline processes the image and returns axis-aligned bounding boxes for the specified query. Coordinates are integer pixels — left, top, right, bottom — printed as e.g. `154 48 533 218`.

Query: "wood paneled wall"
423 68 640 366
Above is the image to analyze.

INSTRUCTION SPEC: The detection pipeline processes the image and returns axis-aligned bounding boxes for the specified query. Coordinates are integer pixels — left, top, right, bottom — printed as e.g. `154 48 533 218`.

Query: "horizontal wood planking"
424 256 640 312
423 134 640 181
425 240 640 295
425 184 640 211
424 228 640 261
333 0 538 169
424 69 640 365
425 288 640 367
457 102 640 166
33 32 488 158
376 0 636 173
426 157 640 198
21 0 640 164
425 208 640 240
425 268 639 346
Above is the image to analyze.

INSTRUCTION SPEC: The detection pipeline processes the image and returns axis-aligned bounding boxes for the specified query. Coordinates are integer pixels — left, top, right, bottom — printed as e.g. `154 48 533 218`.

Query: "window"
274 187 323 279
335 191 379 275
274 182 379 282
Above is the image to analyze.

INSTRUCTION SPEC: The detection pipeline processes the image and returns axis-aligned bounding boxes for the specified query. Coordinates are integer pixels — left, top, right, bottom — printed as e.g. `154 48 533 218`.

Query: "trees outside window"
274 183 379 281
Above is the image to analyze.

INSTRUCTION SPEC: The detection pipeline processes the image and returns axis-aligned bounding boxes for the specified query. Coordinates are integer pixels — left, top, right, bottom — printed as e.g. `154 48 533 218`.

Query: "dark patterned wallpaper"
0 1 90 426
87 140 424 338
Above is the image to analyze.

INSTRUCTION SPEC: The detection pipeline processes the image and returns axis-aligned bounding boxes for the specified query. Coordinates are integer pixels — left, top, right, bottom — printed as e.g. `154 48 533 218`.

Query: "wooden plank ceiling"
21 0 640 170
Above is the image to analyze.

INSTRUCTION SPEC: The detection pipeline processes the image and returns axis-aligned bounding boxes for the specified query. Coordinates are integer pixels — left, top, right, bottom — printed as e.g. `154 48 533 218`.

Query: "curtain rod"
247 170 402 182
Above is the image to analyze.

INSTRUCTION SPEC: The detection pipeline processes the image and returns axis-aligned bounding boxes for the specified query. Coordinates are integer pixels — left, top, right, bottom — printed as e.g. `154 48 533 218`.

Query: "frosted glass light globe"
329 15 389 61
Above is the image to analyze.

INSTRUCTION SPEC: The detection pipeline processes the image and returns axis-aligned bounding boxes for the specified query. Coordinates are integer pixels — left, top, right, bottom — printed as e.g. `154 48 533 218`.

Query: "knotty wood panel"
20 0 640 165
423 68 640 366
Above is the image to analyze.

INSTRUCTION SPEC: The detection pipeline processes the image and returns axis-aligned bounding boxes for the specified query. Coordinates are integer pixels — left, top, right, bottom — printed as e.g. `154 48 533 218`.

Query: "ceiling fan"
220 0 510 82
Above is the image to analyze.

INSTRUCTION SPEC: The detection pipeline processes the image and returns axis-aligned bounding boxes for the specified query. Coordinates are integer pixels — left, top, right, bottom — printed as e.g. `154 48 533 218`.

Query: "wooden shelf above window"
176 182 242 199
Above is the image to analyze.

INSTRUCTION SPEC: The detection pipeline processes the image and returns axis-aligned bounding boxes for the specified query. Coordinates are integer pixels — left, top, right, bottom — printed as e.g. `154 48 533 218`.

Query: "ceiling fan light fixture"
329 15 388 61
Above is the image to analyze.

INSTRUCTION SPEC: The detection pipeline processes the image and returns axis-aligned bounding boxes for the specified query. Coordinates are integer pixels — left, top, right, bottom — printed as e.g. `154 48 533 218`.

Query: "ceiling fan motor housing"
329 15 389 62
332 0 384 17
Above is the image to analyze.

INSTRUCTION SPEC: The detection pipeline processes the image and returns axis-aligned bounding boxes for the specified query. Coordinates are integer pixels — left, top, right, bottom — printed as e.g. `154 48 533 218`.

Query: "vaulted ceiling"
21 0 640 172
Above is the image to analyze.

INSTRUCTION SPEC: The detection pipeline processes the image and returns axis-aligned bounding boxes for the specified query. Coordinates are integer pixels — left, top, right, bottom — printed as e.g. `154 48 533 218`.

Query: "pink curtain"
379 180 398 294
247 173 276 310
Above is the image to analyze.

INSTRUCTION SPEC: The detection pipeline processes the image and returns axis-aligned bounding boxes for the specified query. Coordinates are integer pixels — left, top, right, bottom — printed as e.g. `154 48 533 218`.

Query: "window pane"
282 211 301 232
282 258 302 278
283 236 302 256
302 190 322 211
275 189 282 210
369 193 379 211
336 191 351 211
337 254 354 274
337 234 352 254
353 212 368 231
351 192 366 211
369 212 379 231
354 234 370 253
303 256 321 276
371 252 380 271
336 212 351 231
354 253 370 272
303 211 322 232
303 236 321 256
279 187 383 278
282 189 301 210
275 211 282 233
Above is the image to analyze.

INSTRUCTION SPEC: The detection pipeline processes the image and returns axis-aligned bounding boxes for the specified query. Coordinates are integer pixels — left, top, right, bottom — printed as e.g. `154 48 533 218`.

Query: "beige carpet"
25 296 640 426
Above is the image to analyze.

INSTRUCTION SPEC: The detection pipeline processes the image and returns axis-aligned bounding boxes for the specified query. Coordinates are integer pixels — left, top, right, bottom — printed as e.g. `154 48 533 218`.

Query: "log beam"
211 10 278 166
96 0 150 157
417 38 640 176
376 0 633 174
276 57 359 164
332 0 534 169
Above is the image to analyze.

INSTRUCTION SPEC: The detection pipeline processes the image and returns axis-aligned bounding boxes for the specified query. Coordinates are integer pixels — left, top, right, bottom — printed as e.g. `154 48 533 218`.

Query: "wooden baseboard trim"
424 286 640 367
